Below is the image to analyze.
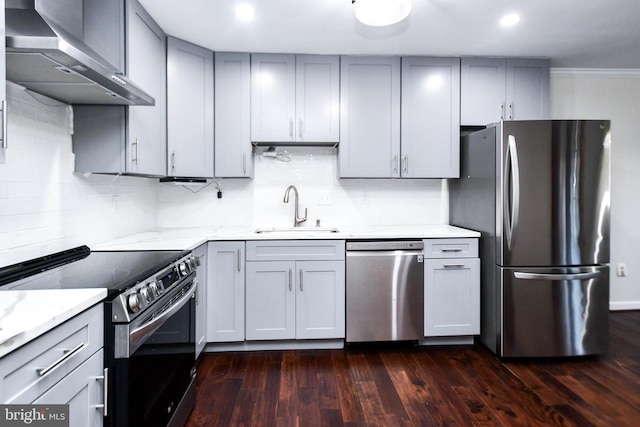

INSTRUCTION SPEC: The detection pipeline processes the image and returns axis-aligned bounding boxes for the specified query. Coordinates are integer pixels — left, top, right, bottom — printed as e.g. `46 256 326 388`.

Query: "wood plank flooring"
186 311 640 426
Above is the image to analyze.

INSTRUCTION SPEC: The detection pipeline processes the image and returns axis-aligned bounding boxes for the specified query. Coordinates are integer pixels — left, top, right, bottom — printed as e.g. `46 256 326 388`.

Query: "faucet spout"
283 185 308 227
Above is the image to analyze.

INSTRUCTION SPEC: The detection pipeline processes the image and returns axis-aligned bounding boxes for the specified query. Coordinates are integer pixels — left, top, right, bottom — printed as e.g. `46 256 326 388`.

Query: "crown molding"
551 68 640 78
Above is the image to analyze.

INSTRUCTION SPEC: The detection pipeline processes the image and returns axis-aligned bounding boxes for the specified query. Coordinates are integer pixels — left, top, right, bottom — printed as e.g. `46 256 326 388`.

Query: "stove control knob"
140 285 152 303
178 262 189 276
127 293 141 313
149 281 161 297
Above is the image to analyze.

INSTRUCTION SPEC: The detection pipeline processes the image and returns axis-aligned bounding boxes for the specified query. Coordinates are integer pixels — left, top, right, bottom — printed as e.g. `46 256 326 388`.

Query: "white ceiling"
138 0 640 69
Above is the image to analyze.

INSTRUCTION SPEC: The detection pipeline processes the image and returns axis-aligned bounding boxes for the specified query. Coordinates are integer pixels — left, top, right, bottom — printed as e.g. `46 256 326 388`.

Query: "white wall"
0 83 158 267
550 69 640 310
156 147 445 230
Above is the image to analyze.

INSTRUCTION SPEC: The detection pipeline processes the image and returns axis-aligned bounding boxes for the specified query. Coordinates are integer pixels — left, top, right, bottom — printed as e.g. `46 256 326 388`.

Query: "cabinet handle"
37 342 85 377
403 155 408 174
508 103 513 120
237 249 241 272
132 138 140 164
441 248 463 253
299 269 303 291
242 153 247 175
289 118 294 138
95 367 109 416
443 263 465 269
298 118 303 139
288 269 292 291
171 150 176 172
500 103 505 120
1 100 7 150
392 155 398 173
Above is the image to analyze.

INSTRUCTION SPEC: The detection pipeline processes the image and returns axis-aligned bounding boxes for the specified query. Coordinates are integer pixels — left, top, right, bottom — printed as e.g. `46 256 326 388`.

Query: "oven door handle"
129 280 196 346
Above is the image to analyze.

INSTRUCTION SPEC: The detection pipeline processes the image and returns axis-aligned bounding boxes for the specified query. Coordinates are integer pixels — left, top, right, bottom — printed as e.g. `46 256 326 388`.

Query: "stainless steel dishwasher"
346 240 424 342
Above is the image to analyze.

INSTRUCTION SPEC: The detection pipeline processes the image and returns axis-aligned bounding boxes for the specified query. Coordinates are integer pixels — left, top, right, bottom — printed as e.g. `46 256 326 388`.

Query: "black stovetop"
0 246 189 298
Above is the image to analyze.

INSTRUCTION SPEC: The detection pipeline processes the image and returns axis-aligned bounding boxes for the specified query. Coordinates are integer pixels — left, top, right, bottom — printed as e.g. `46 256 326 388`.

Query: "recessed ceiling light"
235 3 255 22
500 13 520 27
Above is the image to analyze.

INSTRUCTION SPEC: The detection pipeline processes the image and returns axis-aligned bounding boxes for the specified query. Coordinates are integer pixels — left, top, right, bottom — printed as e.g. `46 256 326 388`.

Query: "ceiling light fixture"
500 13 520 27
235 3 255 22
353 0 412 27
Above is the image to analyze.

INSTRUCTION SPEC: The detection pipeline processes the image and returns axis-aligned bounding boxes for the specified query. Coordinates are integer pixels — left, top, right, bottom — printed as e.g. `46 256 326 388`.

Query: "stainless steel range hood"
5 0 154 106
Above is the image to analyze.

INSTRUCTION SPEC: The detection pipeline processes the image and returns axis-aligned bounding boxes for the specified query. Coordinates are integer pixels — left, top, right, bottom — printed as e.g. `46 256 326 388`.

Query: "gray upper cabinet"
461 57 550 126
215 52 253 178
339 56 401 178
73 0 167 176
401 57 460 178
251 54 339 144
126 0 166 176
1 1 7 164
167 37 214 178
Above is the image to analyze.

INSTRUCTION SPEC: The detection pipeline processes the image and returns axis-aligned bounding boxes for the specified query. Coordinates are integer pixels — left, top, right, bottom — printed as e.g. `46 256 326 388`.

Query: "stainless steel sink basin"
254 227 340 234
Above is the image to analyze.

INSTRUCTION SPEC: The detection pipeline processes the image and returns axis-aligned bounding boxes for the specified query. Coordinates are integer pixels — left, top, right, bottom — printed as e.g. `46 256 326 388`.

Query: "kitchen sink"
254 227 340 234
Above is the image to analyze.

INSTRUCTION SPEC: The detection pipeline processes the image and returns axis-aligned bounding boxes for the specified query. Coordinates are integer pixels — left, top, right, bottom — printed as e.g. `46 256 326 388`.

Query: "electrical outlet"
318 191 332 206
617 263 627 277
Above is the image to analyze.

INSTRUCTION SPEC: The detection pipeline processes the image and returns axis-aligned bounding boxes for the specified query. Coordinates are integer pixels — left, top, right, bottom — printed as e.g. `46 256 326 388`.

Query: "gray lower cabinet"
461 57 550 126
214 52 253 178
206 241 246 342
0 305 105 427
245 240 345 341
423 239 480 337
73 0 167 176
193 243 208 357
167 37 214 178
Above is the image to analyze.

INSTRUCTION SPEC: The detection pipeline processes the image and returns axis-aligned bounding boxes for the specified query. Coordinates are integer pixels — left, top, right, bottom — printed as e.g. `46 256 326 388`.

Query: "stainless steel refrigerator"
450 120 610 357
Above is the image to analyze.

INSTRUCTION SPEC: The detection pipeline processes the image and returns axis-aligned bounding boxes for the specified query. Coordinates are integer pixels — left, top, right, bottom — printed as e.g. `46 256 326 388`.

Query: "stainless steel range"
0 246 199 427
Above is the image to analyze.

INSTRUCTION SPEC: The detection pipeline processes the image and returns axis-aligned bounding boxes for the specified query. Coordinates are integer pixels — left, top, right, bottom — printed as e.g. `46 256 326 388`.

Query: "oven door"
107 275 197 427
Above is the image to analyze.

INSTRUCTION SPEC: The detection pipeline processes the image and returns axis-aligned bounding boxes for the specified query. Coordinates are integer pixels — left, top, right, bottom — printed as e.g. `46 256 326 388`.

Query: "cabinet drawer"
423 238 478 258
1 304 103 404
246 240 345 261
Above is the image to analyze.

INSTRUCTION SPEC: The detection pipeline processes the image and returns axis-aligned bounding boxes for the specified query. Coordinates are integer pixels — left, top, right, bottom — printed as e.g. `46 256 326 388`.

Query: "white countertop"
0 288 107 358
94 224 480 251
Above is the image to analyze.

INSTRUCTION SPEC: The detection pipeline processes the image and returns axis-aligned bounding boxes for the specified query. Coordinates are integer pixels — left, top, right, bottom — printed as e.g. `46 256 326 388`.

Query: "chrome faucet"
283 185 307 227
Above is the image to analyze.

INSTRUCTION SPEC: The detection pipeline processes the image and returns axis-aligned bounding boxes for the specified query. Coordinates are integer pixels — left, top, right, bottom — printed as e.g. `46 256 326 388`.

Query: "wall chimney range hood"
5 0 155 106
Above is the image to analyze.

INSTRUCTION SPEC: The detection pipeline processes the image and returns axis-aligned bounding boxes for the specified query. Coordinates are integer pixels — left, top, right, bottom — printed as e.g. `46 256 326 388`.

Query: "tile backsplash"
0 83 157 267
1 82 446 267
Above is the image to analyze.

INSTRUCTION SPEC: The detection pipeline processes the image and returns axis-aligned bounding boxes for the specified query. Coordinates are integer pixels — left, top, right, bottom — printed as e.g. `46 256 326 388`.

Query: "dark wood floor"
186 311 640 426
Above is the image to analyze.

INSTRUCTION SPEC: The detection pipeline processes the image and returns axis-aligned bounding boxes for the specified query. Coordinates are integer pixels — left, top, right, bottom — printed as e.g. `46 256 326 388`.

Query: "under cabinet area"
0 305 105 426
245 240 345 341
423 238 480 339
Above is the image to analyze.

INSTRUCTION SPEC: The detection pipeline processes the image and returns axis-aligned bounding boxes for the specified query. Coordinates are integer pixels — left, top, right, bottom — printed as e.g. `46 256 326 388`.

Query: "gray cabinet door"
207 242 246 342
461 57 550 126
251 53 296 143
401 57 460 178
506 58 550 121
460 57 507 126
126 0 166 176
193 244 208 357
1 1 6 164
339 56 401 177
295 55 340 143
215 52 252 178
167 37 214 178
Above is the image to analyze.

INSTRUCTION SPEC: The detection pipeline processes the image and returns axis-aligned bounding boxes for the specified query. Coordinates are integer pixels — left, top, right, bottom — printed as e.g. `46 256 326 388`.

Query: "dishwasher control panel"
346 240 424 251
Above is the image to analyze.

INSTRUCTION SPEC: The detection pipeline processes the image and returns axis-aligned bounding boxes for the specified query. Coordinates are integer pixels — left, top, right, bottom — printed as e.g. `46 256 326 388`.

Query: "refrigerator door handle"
514 271 601 281
504 135 520 249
